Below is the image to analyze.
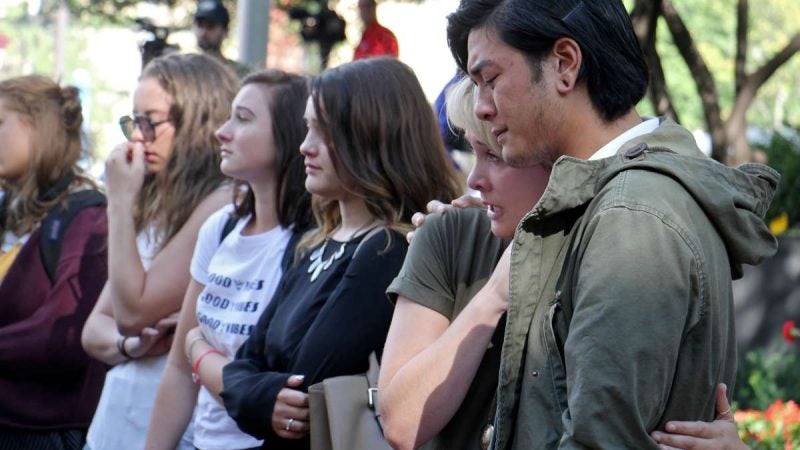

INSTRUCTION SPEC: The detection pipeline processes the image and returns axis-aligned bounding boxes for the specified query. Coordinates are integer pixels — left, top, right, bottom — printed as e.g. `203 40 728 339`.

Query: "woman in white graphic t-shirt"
145 70 313 450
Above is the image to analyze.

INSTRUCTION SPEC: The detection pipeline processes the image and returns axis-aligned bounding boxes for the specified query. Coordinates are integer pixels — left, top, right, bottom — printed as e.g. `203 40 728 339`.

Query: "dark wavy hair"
0 75 97 236
300 57 463 252
136 53 238 247
230 70 312 231
447 0 648 122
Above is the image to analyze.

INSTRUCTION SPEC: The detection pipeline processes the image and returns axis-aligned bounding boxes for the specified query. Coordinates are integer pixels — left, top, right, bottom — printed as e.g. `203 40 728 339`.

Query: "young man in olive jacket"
446 0 779 448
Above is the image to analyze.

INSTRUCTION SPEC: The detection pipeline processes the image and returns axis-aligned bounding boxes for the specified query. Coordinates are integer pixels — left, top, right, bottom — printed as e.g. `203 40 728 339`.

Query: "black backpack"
39 189 106 284
0 172 106 285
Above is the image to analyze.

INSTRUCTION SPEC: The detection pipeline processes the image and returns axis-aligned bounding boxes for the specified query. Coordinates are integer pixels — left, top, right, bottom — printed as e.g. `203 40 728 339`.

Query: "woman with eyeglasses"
80 53 238 450
219 57 462 450
144 70 313 450
0 75 107 449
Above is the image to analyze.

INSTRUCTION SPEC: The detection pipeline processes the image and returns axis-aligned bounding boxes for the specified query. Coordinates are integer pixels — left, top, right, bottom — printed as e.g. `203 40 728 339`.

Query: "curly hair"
0 75 97 236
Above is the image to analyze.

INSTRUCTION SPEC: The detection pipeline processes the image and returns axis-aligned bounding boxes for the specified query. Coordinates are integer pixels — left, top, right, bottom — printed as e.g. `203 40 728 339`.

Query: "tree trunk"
726 32 800 164
660 0 728 162
735 0 748 95
631 0 680 122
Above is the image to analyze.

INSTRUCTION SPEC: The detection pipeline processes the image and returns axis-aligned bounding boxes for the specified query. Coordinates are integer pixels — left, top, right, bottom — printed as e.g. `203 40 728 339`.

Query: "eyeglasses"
119 114 172 142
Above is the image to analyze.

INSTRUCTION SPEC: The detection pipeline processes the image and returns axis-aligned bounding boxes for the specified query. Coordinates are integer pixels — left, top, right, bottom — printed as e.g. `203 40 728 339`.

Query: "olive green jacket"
495 119 779 449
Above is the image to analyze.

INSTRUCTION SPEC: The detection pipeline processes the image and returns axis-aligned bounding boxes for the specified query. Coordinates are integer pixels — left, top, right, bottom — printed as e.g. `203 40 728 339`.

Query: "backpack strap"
219 213 239 244
39 189 106 284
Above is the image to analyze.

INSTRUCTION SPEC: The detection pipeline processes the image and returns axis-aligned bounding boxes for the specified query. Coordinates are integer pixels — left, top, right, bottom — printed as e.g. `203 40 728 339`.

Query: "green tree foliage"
630 0 800 164
757 131 800 227
735 347 800 409
0 3 125 166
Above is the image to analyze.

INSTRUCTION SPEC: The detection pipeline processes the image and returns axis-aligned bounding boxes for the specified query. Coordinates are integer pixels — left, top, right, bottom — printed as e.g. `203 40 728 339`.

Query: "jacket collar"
523 118 701 223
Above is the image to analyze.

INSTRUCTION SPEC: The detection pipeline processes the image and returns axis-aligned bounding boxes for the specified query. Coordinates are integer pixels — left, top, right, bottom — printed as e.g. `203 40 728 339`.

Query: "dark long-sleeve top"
222 229 406 450
0 206 108 430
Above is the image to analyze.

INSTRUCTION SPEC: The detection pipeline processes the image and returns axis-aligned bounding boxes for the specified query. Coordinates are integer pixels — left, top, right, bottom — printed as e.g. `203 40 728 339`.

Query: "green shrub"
756 131 800 231
735 346 800 410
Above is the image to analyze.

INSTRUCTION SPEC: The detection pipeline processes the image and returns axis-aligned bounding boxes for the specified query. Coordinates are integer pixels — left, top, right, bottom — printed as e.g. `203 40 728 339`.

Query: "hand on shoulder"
407 195 483 243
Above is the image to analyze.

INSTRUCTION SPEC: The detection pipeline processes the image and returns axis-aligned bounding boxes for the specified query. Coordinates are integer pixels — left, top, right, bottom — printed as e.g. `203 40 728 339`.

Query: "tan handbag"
308 353 392 450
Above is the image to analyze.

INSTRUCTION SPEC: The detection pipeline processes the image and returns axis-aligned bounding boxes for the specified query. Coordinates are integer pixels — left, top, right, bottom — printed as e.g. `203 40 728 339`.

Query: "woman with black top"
221 57 462 449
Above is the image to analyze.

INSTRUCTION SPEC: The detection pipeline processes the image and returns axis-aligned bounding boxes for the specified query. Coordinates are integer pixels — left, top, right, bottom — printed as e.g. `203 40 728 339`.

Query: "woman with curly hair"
0 75 107 449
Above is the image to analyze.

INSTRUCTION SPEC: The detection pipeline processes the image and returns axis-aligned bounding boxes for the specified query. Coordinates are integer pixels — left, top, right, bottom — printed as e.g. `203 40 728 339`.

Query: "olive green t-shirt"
386 207 508 450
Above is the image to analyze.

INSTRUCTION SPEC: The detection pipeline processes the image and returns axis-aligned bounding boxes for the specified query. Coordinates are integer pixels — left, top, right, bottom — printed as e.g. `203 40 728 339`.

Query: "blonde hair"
0 75 97 236
135 53 238 247
444 75 499 152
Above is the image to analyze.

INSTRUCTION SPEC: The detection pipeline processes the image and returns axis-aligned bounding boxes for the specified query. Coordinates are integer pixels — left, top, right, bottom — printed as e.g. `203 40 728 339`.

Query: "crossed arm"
80 183 230 365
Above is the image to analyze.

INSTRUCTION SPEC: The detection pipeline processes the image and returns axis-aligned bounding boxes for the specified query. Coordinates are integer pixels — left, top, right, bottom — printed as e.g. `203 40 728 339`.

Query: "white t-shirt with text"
190 205 292 450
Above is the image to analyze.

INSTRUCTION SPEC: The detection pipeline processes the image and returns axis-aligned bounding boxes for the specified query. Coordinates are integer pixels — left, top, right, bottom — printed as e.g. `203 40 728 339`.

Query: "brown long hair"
0 75 97 236
230 70 312 231
136 53 238 247
300 57 462 252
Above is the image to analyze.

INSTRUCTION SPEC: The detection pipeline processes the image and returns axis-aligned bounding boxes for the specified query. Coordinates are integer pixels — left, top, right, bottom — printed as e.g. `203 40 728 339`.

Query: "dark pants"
0 428 85 450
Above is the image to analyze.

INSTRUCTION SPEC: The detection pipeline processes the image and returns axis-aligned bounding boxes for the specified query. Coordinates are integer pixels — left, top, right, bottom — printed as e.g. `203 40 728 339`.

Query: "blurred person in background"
0 75 107 449
194 0 251 78
353 0 398 60
80 53 238 450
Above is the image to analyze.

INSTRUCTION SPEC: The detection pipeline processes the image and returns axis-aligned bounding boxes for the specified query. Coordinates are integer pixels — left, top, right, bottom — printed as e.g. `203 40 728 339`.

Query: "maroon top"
0 206 108 430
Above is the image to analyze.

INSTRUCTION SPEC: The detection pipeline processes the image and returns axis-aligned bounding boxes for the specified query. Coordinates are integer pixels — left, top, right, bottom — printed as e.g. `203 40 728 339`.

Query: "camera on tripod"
288 1 347 68
135 18 180 69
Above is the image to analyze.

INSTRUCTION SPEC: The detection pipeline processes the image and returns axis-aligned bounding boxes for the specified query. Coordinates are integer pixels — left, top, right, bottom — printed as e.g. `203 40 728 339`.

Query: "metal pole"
236 0 270 69
54 0 69 80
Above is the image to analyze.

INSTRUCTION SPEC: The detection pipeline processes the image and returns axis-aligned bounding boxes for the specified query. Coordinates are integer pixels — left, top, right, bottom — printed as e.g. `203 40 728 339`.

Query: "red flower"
783 320 800 344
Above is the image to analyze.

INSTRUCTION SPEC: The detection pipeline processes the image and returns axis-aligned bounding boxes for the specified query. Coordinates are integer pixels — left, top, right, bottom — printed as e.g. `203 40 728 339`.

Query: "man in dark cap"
194 0 250 77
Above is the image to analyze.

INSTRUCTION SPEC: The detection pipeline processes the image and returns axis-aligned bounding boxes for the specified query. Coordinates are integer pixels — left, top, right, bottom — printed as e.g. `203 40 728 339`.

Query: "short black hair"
447 0 648 122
